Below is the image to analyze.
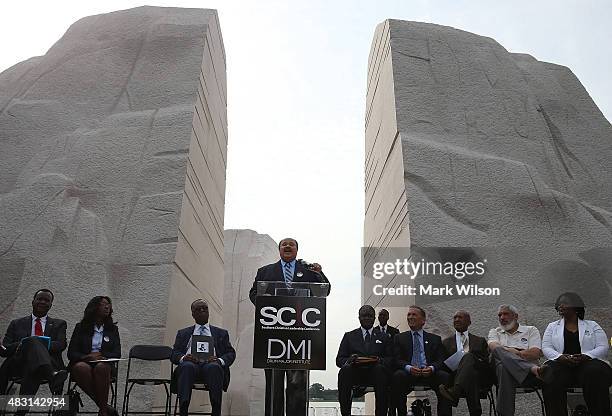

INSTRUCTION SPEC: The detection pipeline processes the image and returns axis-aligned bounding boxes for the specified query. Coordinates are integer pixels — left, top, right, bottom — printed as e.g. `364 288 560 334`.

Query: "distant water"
309 401 365 415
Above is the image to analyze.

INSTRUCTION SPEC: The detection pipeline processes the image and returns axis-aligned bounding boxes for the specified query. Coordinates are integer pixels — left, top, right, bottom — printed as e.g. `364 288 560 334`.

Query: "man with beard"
438 310 492 416
487 304 548 416
0 289 68 401
249 237 330 416
336 305 391 416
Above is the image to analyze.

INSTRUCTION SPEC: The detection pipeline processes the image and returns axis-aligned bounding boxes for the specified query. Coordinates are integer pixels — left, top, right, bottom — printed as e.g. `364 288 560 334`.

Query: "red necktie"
34 318 43 336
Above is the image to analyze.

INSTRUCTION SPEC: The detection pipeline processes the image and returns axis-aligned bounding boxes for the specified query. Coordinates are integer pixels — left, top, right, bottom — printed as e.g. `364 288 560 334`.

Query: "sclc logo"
259 306 321 327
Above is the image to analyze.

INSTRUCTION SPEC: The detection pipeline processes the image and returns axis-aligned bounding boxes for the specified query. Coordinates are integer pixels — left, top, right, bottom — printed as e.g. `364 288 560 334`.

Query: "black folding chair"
121 345 172 416
169 363 212 416
67 362 119 414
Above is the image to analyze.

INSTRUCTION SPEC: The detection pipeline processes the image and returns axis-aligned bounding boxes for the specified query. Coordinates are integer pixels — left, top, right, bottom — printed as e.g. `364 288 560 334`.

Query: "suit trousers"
542 359 612 416
452 352 492 416
0 337 59 395
338 363 388 416
264 369 307 416
492 347 540 416
177 361 224 416
391 368 452 416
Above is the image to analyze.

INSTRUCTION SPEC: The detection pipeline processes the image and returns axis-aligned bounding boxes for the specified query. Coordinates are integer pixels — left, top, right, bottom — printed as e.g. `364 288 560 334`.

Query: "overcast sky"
2 0 610 388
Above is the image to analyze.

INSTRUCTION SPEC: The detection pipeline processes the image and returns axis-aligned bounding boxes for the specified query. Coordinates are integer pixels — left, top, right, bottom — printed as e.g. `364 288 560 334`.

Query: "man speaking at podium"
249 237 330 416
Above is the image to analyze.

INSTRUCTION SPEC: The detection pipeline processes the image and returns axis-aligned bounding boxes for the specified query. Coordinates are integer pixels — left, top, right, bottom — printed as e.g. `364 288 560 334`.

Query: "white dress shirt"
182 323 224 366
92 325 104 352
361 327 373 340
31 314 47 336
456 330 469 353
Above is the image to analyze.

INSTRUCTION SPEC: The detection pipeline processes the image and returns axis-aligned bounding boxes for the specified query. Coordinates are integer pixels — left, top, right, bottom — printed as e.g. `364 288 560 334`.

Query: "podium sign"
253 295 326 370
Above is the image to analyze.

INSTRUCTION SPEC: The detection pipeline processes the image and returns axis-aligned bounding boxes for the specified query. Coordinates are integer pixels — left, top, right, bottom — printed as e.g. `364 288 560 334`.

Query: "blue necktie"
411 332 424 367
284 262 293 284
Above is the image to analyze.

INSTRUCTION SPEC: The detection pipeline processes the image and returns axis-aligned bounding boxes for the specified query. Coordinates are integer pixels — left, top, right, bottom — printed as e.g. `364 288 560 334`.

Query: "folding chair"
169 363 212 416
121 345 173 416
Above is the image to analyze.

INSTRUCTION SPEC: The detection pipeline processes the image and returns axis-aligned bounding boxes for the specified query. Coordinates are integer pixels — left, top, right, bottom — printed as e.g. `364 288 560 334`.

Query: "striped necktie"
411 332 424 367
284 262 293 284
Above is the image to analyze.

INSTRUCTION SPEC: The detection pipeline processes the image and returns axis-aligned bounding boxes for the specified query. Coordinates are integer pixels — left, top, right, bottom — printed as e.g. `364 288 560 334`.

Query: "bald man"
439 311 492 416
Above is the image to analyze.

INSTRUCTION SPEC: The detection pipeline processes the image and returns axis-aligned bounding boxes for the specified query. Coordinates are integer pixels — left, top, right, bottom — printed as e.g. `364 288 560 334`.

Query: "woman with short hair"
541 292 611 416
68 296 121 416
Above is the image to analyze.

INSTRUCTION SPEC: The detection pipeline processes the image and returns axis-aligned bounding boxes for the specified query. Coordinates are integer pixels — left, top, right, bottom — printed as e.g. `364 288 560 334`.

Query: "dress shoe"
536 364 554 384
438 384 460 407
49 370 68 393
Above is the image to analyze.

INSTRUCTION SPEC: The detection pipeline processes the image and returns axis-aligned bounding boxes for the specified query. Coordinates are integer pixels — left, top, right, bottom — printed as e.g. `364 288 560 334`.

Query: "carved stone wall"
0 6 227 412
223 229 277 416
364 19 612 414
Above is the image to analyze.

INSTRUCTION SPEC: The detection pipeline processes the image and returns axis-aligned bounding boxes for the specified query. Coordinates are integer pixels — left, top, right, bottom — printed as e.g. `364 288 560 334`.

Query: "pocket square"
375 339 382 344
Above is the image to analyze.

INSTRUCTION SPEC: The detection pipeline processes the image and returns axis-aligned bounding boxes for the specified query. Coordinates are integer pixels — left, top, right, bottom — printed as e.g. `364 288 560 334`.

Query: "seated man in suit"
438 310 492 416
336 305 391 416
0 289 68 399
488 304 546 416
171 299 236 416
375 309 400 340
391 306 451 416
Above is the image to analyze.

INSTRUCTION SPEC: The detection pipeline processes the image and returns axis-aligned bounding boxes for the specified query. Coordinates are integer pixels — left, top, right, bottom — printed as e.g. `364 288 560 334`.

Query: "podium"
253 282 330 416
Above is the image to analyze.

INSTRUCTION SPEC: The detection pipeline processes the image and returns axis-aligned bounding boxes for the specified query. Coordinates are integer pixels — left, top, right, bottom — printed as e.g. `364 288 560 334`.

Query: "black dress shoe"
438 384 460 407
106 405 119 416
50 370 68 392
536 364 555 384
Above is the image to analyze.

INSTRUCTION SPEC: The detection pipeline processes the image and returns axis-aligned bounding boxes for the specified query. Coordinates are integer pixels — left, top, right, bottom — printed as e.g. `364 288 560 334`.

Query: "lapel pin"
103 336 110 342
296 272 303 278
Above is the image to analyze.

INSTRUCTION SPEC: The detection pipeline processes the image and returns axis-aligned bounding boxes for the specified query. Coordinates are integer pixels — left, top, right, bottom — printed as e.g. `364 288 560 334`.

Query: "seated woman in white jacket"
541 292 611 416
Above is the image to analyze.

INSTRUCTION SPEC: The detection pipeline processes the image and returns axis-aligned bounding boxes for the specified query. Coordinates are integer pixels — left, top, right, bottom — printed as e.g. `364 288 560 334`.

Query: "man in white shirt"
488 304 547 416
439 310 491 416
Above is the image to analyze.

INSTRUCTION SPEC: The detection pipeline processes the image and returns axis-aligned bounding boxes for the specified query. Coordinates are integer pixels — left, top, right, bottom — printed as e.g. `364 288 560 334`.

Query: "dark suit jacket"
336 327 392 368
67 322 121 367
249 260 331 304
375 325 400 340
1 316 67 369
171 325 236 391
442 333 488 362
441 332 491 382
393 330 446 372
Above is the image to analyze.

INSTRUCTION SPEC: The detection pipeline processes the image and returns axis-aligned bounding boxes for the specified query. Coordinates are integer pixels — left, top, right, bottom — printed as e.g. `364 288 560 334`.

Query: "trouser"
0 337 62 395
542 359 612 416
391 368 452 416
337 363 389 416
264 369 307 416
492 347 539 416
452 352 491 416
176 361 224 416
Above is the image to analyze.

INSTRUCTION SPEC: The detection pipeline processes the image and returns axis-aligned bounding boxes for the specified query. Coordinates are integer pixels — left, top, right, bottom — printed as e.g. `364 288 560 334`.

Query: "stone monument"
0 6 227 412
364 19 612 414
223 229 278 416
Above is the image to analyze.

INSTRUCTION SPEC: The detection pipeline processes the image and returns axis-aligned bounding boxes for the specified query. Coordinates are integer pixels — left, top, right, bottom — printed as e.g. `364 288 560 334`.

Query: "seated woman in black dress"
541 292 611 416
68 296 121 416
